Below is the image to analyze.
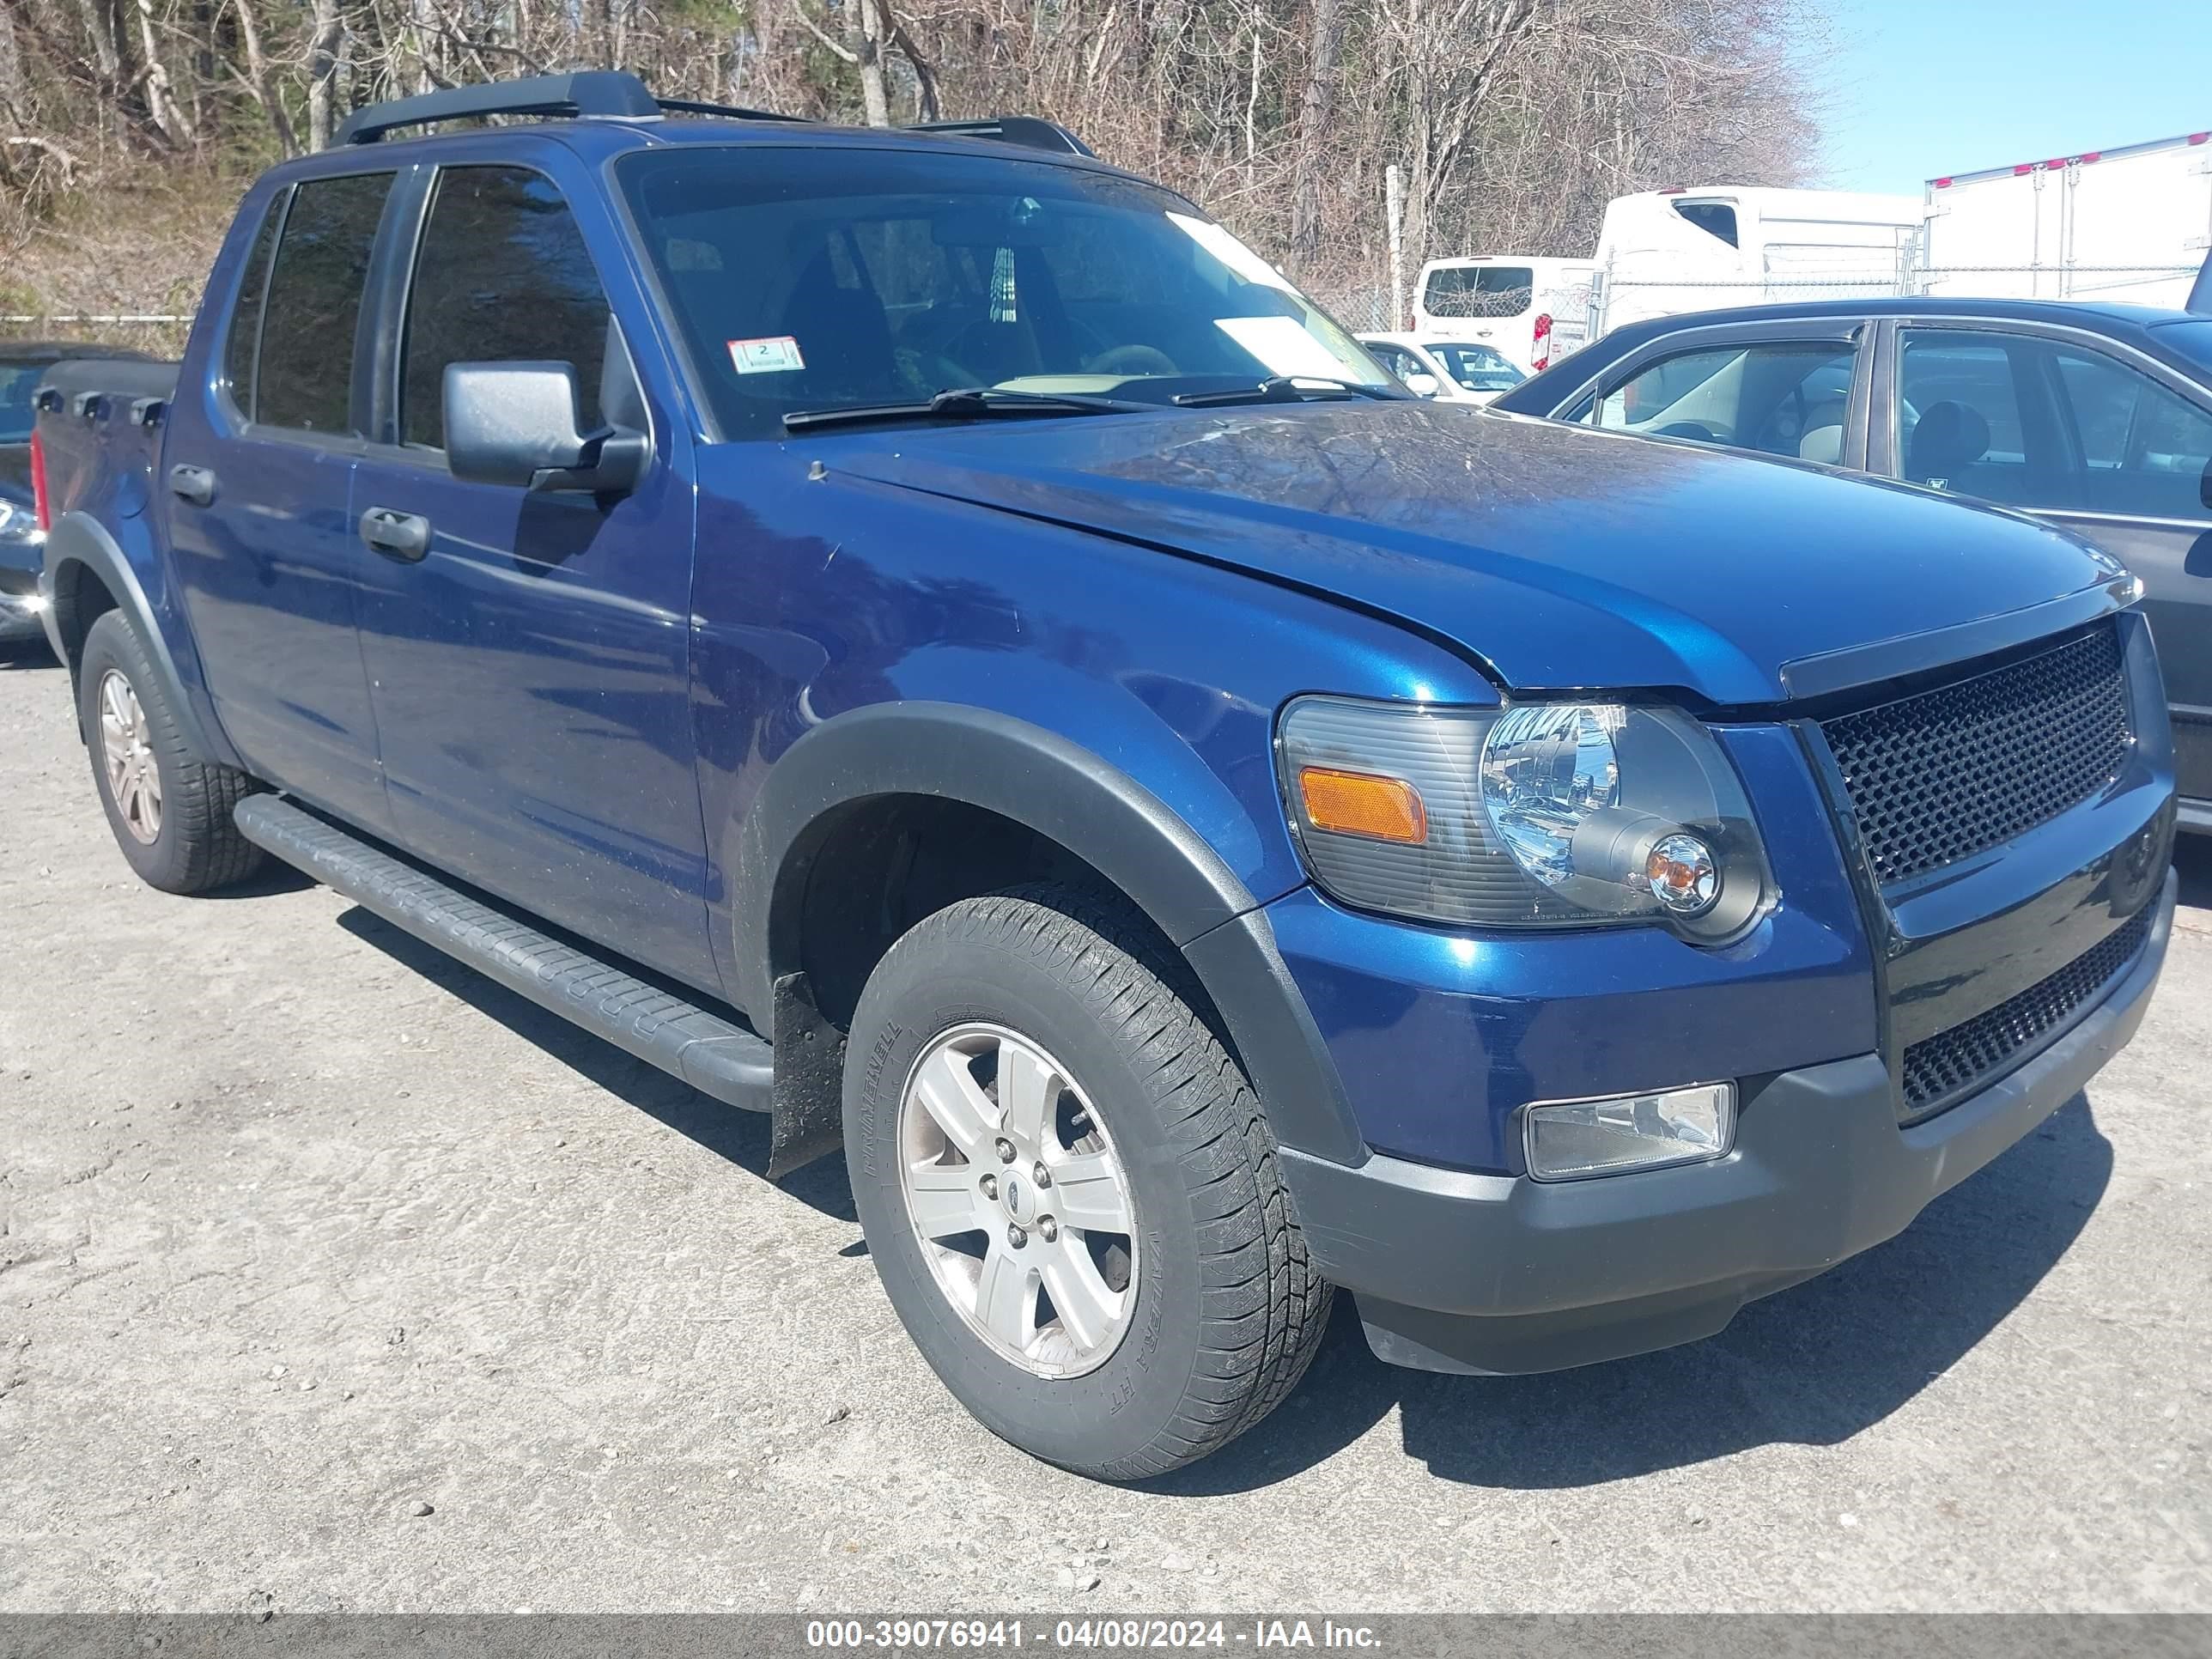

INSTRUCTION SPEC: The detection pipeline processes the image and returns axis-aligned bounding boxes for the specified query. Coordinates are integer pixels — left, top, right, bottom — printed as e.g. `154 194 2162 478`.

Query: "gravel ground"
2 645 2209 1615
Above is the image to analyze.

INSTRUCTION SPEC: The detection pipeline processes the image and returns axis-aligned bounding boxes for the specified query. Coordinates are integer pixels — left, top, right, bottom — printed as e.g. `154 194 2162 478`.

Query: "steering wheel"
1652 421 1721 442
1084 343 1178 377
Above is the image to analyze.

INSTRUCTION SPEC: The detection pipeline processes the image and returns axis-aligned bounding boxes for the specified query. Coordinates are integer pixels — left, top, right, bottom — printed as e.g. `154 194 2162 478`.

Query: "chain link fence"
1 314 198 356
1589 264 2203 332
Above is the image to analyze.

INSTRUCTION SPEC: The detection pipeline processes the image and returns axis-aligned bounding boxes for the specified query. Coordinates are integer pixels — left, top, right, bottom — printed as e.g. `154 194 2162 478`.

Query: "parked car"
1356 331 1526 404
1 340 149 650
1413 254 1593 369
32 72 2178 1481
1491 294 2212 826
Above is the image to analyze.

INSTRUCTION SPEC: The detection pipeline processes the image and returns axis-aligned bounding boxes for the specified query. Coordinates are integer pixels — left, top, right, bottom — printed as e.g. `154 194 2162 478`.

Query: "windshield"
617 147 1391 437
1424 343 1524 392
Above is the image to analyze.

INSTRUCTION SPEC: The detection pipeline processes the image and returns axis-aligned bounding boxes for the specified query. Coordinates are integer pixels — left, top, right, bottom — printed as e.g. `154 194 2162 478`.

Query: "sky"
1819 0 2211 195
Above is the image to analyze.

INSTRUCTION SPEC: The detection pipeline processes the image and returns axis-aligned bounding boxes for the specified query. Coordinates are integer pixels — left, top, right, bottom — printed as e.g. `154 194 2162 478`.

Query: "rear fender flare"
44 511 240 770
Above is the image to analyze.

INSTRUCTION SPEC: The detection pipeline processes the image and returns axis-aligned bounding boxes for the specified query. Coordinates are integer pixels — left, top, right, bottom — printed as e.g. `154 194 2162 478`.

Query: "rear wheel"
844 884 1331 1480
77 610 264 895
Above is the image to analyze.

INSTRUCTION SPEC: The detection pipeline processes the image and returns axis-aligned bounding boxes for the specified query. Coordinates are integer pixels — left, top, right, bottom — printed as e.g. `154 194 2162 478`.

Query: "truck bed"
31 357 181 528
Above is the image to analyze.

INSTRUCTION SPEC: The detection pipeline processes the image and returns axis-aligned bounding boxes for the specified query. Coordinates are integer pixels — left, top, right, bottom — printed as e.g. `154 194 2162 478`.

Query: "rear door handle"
358 507 431 562
168 465 216 507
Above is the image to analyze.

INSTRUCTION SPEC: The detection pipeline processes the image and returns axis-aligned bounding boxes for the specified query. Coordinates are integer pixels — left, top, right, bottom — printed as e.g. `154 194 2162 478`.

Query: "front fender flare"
734 702 1369 1166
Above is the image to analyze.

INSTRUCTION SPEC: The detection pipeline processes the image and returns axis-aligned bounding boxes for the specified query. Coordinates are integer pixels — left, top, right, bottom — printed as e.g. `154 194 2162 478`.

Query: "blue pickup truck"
30 73 2179 1480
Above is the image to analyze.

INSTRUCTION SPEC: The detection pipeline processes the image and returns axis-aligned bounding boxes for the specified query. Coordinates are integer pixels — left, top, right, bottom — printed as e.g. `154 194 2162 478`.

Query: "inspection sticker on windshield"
727 336 805 374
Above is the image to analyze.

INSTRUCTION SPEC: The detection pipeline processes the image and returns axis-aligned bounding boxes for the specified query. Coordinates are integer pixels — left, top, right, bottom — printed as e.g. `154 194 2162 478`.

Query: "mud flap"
768 971 848 1177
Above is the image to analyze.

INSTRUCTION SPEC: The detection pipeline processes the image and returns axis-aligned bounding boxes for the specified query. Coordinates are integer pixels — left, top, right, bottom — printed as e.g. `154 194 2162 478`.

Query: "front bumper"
1283 868 2173 1376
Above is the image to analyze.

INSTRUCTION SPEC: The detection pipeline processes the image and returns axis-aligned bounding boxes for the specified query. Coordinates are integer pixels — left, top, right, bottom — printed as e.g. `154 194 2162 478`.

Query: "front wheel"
844 884 1331 1480
77 610 264 895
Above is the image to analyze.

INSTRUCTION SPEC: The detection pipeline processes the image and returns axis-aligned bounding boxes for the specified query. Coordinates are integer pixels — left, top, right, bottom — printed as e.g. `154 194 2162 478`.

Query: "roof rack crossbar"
906 116 1095 158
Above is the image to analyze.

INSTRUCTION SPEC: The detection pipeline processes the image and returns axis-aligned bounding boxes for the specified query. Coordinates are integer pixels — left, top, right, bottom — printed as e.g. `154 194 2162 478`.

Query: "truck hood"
820 402 2129 705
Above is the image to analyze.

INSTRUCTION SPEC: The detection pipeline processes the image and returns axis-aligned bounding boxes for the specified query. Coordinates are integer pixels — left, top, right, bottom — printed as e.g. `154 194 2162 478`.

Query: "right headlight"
0 499 41 546
1277 695 1771 939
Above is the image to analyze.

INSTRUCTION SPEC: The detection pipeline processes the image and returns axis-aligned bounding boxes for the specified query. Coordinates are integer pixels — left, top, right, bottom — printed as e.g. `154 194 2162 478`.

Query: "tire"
77 609 264 895
844 884 1332 1480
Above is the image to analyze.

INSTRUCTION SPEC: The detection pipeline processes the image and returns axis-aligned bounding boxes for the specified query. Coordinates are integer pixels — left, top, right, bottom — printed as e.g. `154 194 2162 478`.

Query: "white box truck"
1920 131 2212 305
1583 187 1923 337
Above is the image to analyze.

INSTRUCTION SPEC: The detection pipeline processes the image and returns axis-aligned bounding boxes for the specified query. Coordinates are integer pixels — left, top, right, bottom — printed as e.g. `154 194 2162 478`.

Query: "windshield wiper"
1172 375 1400 408
782 386 1146 432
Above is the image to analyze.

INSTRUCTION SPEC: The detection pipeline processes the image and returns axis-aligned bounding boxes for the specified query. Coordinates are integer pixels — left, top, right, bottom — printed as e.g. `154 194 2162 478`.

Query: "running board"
234 794 775 1114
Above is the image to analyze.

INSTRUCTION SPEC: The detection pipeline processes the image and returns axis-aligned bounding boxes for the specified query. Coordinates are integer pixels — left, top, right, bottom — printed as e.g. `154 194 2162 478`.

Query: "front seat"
1905 400 1991 489
1797 399 1847 465
778 248 898 405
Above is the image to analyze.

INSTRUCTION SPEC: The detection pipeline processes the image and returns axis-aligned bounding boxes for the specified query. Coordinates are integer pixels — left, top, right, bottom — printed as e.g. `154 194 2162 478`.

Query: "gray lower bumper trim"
1281 870 2174 1374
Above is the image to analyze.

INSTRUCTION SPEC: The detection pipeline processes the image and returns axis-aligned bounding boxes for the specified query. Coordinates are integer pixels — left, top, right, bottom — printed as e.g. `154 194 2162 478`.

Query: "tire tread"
927 882 1333 1479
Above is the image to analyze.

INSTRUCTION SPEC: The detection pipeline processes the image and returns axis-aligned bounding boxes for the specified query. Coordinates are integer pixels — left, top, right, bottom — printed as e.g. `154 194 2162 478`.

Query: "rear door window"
1588 339 1856 458
253 171 392 434
2048 344 2212 521
398 165 611 452
1895 331 2032 501
1424 265 1534 319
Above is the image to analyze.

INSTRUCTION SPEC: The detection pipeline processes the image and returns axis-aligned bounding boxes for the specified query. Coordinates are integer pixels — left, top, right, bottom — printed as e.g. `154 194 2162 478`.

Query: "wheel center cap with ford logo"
1001 1174 1034 1224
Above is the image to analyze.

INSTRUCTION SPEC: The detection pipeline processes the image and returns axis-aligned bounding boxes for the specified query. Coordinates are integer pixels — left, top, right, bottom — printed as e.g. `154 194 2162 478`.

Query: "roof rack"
906 117 1095 158
334 70 807 145
332 71 1094 159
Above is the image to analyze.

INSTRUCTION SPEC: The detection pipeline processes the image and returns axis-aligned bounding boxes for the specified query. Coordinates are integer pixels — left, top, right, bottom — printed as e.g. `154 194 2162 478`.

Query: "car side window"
221 191 287 424
399 166 611 453
2048 344 2212 522
1894 331 2032 502
1366 343 1419 380
1588 340 1855 459
254 172 393 434
1673 202 1739 248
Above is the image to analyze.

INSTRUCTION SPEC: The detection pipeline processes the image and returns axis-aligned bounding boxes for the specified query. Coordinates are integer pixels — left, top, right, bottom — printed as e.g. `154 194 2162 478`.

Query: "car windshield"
1424 343 1523 392
617 146 1392 437
0 362 48 444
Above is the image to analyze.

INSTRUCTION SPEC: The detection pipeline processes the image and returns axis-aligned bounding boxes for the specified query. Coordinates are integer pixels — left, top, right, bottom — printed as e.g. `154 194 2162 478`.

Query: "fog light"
1525 1082 1735 1181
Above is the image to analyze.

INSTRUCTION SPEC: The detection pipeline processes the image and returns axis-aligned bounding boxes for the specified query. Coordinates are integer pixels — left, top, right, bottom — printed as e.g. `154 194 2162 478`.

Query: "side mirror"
443 362 649 495
1403 371 1441 398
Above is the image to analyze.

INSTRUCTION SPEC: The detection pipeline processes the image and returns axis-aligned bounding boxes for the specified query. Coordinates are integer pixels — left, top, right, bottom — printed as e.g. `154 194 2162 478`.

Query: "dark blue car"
1491 291 2212 821
29 73 2179 1480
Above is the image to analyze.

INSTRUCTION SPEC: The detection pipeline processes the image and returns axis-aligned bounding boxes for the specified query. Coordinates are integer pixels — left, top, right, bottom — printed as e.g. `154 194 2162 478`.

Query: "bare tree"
0 0 1832 330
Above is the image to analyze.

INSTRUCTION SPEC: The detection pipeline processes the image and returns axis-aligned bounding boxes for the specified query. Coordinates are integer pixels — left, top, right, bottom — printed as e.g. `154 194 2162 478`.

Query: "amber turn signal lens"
1297 767 1428 843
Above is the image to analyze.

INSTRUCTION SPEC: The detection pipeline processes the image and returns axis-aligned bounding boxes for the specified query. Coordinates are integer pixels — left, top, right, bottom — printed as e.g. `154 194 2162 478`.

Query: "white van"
1412 256 1595 372
1588 187 1922 337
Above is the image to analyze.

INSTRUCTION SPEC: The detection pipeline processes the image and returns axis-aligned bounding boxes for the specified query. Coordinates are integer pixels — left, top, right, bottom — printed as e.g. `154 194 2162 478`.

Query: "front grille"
1899 907 2151 1117
1820 624 2131 885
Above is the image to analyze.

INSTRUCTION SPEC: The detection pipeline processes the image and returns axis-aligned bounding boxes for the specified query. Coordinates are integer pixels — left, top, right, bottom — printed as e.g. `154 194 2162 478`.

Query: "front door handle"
358 507 431 562
168 464 216 507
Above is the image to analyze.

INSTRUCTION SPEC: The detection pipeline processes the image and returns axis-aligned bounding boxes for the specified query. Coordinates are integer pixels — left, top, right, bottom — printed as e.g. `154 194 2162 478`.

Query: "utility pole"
1385 164 1406 330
